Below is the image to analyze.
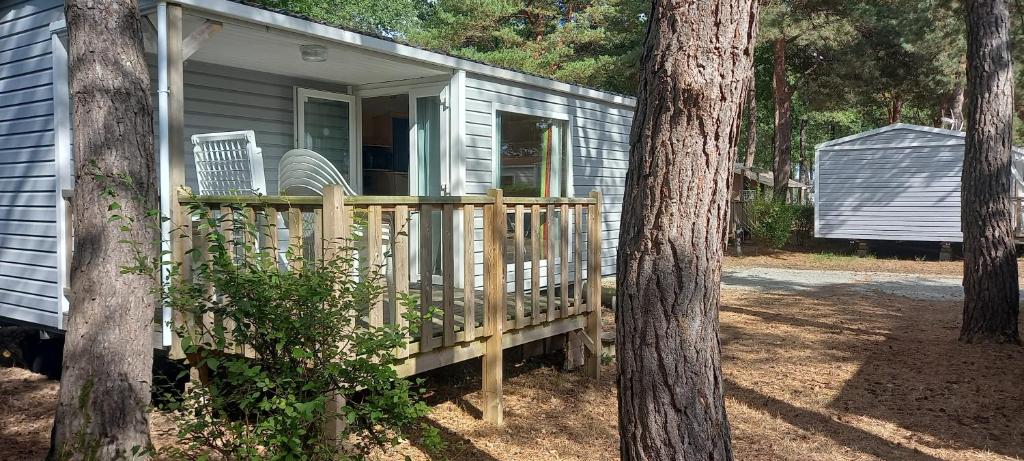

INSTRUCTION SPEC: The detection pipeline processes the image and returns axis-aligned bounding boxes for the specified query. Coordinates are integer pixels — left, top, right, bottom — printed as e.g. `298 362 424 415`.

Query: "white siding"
815 125 965 242
0 0 64 329
463 74 633 277
150 60 349 194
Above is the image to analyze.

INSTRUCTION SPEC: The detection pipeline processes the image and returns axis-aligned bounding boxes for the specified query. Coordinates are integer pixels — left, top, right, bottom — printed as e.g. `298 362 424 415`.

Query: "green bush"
748 194 797 249
791 204 815 242
162 203 428 460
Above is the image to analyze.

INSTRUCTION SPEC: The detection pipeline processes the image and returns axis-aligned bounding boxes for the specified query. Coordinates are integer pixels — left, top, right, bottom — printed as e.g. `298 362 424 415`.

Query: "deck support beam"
167 4 185 200
939 242 952 261
856 240 870 258
162 2 186 357
182 20 223 61
584 191 603 379
482 189 505 424
322 185 349 444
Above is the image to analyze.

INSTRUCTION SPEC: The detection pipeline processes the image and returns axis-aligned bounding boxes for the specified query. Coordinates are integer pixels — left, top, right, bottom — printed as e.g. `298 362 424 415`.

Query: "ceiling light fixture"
300 44 327 62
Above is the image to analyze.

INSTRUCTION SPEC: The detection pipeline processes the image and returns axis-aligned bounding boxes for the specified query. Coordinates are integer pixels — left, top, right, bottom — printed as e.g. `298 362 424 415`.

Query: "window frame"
490 104 574 198
294 87 359 191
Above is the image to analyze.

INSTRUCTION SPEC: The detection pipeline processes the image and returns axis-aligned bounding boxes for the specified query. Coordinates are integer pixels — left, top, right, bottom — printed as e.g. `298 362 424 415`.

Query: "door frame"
358 83 451 286
294 87 359 191
358 82 452 197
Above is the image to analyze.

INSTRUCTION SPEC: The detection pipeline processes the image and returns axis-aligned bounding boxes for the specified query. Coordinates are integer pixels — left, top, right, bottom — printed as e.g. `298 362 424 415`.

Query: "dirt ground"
3 282 1023 460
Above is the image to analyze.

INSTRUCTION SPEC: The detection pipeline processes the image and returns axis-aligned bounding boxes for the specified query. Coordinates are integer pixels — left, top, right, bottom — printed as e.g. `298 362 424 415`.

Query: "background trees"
409 0 649 94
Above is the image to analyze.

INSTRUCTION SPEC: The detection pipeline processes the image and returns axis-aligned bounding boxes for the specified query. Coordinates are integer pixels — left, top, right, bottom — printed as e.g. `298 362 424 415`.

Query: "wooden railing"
1013 196 1024 238
169 186 603 424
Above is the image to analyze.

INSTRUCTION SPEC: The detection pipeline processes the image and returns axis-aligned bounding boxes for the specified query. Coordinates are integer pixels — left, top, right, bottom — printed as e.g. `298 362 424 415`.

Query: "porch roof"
141 0 637 107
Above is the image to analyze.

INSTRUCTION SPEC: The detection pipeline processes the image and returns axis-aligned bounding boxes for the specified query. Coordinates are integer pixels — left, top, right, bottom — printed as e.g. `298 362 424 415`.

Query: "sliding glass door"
409 86 449 284
295 88 357 191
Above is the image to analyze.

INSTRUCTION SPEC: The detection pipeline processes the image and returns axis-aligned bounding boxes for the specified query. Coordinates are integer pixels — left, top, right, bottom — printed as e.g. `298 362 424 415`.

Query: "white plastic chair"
279 148 356 196
192 131 288 265
192 130 266 195
279 149 390 279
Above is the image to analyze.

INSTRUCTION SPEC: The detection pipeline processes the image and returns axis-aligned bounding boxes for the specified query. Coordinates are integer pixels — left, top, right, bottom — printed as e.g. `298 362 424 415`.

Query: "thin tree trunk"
888 92 904 123
616 0 758 459
798 120 809 185
744 74 757 167
772 36 793 201
48 0 158 458
951 85 965 130
961 0 1019 344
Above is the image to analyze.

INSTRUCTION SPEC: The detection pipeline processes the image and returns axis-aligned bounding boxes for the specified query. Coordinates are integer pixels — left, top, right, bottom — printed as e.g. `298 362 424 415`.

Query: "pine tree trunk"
951 86 965 130
960 0 1019 344
888 93 904 123
616 0 758 459
744 75 757 167
48 0 158 458
799 120 809 185
772 37 793 201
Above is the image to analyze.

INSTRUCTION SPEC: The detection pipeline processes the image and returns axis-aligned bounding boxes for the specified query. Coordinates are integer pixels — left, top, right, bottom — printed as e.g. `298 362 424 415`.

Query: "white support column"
157 2 185 348
50 19 71 328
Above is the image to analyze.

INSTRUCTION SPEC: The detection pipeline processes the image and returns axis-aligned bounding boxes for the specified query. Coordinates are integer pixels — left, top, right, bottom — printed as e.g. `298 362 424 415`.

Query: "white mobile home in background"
814 123 1024 244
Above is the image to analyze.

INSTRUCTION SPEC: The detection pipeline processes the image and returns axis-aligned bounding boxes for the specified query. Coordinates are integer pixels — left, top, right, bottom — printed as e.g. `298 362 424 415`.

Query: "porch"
144 1 607 424
167 187 604 424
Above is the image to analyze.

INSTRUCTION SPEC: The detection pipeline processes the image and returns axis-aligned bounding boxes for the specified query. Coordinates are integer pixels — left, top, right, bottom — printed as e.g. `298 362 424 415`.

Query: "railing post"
169 186 191 360
584 190 603 379
321 184 347 445
483 188 505 424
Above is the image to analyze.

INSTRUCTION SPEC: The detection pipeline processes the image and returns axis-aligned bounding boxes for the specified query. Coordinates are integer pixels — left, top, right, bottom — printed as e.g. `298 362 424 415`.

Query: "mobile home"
0 0 634 345
814 123 1024 244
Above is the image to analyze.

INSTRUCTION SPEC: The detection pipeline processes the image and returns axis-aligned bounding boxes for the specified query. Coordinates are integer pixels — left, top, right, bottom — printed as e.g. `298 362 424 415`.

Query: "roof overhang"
145 0 637 108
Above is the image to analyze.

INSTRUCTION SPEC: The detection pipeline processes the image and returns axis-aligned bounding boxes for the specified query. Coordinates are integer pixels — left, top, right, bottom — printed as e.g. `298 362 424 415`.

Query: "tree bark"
960 0 1019 344
887 92 904 123
951 86 965 130
798 120 809 185
772 36 793 201
616 0 758 459
744 74 757 167
48 0 158 458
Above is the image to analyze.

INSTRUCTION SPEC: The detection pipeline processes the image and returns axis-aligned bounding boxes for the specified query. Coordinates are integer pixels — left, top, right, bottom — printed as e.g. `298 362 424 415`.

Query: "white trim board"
50 20 71 329
294 87 359 192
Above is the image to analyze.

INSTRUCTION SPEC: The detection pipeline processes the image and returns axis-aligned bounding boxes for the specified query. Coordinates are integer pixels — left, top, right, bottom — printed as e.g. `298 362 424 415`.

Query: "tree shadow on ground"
726 378 944 461
406 349 618 460
719 278 1024 459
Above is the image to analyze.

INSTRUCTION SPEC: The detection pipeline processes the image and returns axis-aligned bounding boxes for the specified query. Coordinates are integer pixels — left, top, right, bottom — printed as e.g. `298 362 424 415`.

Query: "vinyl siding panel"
463 74 633 278
815 127 966 242
152 60 348 195
0 0 62 329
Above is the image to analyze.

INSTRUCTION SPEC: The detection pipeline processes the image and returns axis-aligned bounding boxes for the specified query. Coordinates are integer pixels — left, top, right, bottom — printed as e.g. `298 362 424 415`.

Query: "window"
495 111 568 197
295 88 357 189
495 109 570 264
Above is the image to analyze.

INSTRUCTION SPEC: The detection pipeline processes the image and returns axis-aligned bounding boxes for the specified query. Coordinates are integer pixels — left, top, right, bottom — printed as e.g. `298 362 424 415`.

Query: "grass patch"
811 252 870 262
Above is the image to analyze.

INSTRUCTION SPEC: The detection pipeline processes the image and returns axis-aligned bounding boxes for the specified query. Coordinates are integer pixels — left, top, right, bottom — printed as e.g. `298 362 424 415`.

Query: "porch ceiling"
178 13 450 86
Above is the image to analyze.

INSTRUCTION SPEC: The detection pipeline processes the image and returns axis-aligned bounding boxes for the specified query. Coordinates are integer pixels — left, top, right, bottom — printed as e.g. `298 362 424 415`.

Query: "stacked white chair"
279 148 356 196
279 148 390 280
191 130 266 195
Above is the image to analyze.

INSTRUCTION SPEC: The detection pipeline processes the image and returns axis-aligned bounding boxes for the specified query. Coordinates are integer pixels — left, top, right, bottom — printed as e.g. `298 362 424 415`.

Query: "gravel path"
722 267 967 301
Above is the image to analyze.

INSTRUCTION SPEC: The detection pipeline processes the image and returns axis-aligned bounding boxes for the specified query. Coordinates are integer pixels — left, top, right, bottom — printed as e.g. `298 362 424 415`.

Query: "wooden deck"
167 187 603 424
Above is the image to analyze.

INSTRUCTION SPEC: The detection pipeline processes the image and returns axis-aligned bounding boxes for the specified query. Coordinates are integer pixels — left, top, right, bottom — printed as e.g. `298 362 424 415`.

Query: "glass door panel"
296 89 357 191
417 95 444 278
408 87 449 286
